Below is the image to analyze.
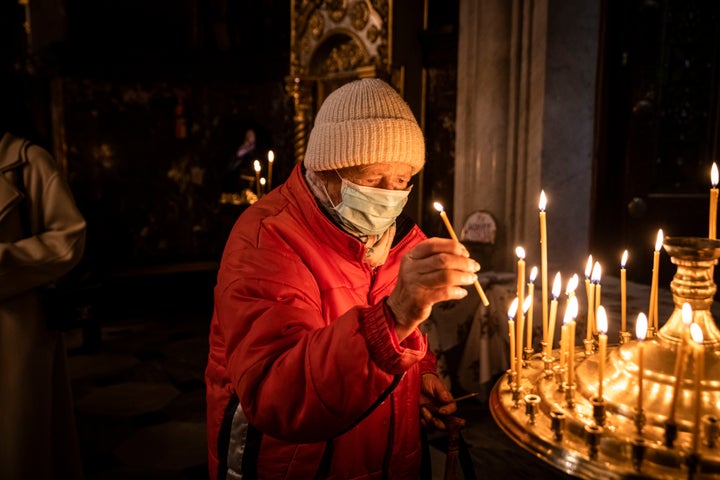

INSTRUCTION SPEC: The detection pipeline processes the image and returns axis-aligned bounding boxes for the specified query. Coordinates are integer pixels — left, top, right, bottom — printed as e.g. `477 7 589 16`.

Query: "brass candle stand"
490 237 720 479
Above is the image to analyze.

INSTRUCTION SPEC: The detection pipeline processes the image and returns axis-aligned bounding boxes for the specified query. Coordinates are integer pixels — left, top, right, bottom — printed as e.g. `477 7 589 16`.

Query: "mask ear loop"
321 170 344 209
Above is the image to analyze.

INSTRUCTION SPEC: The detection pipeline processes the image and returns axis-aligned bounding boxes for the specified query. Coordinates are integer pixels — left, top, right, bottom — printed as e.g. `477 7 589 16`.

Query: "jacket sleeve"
0 146 86 300
215 245 427 444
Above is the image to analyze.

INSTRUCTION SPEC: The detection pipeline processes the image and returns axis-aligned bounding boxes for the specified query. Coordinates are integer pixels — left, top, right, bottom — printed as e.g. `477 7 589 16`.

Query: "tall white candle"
526 267 538 350
596 306 608 399
621 250 628 332
710 163 718 239
267 150 275 191
539 191 549 348
636 313 648 411
546 272 562 358
648 230 663 332
507 298 519 376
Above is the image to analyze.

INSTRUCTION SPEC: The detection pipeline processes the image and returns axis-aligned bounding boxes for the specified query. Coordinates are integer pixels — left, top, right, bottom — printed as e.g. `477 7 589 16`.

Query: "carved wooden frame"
286 0 395 164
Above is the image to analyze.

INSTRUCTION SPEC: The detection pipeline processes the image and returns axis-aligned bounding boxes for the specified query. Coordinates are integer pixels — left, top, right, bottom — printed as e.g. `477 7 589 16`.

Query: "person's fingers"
404 252 480 278
405 237 470 260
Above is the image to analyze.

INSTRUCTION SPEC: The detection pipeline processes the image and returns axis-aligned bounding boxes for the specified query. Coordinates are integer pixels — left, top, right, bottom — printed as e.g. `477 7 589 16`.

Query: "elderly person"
205 78 480 479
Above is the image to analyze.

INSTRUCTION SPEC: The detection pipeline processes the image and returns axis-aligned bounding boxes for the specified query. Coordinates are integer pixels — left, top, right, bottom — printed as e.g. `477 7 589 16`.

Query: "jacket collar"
0 132 27 172
285 163 369 262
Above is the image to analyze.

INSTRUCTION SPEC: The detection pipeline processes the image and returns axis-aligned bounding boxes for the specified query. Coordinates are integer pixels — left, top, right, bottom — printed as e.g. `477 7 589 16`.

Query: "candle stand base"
583 338 594 357
619 330 632 345
523 347 534 361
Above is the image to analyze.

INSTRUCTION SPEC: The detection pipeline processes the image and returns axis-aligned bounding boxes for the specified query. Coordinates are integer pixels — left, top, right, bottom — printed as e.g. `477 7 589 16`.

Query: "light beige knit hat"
303 78 425 175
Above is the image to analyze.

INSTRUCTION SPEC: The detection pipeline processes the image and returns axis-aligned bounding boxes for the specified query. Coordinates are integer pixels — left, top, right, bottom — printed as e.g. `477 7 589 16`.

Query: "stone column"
456 0 599 273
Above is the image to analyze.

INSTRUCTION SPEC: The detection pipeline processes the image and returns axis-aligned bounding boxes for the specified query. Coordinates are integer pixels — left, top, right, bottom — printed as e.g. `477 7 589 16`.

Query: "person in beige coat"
0 129 87 479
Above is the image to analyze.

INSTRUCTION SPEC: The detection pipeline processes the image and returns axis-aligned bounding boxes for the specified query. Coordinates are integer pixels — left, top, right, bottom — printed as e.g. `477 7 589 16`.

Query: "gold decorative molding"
288 0 393 164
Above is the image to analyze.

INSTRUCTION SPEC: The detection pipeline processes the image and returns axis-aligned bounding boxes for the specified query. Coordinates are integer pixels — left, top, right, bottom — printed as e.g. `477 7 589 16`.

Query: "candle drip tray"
490 341 720 479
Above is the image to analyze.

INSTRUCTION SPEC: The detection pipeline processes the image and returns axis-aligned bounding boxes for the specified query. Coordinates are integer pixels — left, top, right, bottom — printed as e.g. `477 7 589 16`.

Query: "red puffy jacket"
205 163 437 479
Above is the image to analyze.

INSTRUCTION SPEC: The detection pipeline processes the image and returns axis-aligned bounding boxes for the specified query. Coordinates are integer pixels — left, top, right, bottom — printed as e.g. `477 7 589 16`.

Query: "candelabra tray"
489 343 720 479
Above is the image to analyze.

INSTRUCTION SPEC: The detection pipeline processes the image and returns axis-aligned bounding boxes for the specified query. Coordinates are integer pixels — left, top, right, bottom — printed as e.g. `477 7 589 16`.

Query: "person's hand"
419 373 457 431
387 237 480 340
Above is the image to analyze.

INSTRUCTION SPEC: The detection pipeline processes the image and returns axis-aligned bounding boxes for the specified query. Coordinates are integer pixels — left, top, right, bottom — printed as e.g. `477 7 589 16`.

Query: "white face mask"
331 176 411 236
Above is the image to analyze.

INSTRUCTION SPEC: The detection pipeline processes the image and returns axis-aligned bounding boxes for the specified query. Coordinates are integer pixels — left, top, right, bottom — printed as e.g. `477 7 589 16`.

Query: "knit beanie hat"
303 78 425 175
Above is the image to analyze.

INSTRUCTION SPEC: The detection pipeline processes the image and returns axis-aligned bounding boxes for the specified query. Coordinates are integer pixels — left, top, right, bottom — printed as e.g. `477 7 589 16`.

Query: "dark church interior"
3 1 720 479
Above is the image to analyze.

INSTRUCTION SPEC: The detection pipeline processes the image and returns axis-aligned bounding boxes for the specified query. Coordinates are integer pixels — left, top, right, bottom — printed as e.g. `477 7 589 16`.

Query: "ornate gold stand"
490 237 720 479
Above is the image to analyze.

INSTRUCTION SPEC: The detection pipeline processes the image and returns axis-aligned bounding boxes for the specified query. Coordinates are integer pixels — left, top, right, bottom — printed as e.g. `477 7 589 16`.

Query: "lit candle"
546 272 562 358
668 303 693 424
710 162 718 239
587 262 601 340
690 323 705 453
566 273 578 299
433 202 490 306
517 296 532 377
565 296 579 387
621 250 628 332
584 254 593 301
526 266 538 350
539 191 549 348
253 159 262 197
596 306 608 399
515 247 526 373
585 255 594 340
507 298 519 375
593 262 602 313
636 313 648 412
260 177 266 196
559 319 568 370
648 229 664 332
267 150 275 191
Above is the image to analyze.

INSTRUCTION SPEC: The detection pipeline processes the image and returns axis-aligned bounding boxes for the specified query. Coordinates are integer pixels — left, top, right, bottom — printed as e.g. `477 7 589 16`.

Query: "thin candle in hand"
433 202 489 306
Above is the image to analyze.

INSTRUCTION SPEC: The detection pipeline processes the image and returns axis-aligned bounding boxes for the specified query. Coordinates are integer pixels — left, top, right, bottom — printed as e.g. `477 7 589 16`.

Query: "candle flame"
539 190 547 211
621 250 628 268
585 255 593 278
522 295 532 313
563 296 579 324
253 160 261 173
690 323 704 345
712 162 719 187
591 261 602 283
260 177 266 186
654 229 664 251
682 302 693 326
529 266 538 283
516 246 525 259
596 305 608 334
268 150 275 163
507 297 519 319
566 274 579 295
433 202 444 212
636 313 648 341
552 272 562 298
568 295 578 318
